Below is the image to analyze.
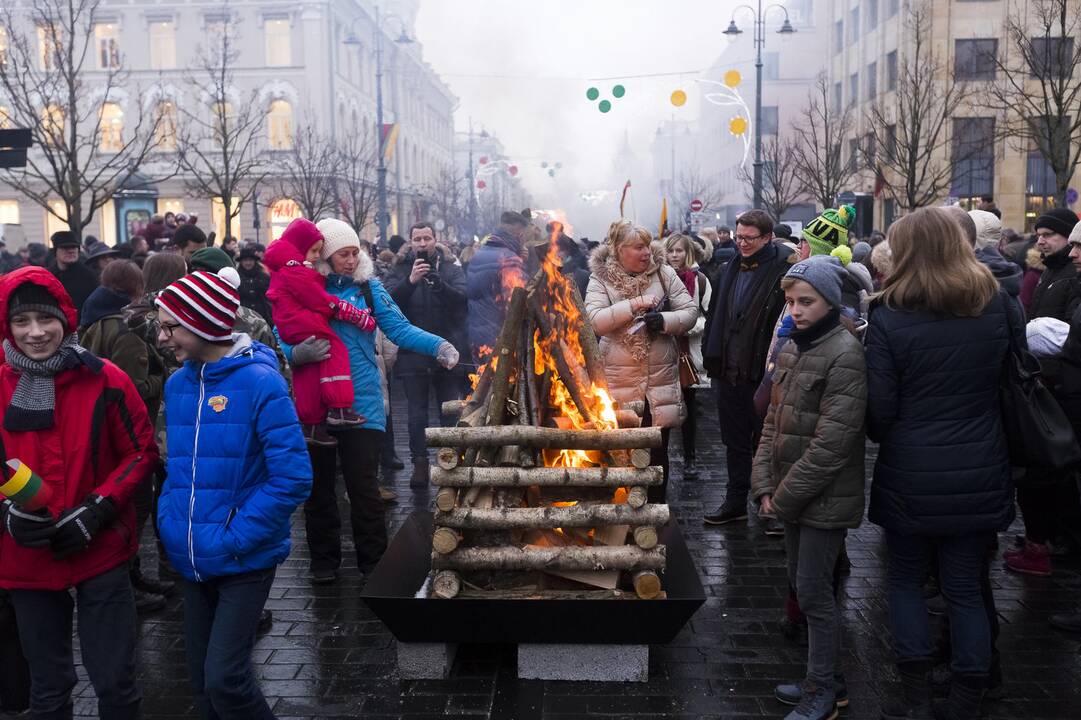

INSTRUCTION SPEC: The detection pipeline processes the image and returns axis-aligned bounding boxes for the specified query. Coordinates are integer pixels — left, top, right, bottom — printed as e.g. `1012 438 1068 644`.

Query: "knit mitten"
335 302 376 332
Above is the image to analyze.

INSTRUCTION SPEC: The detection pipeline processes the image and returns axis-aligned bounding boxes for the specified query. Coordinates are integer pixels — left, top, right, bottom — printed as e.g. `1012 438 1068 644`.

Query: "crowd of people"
0 198 1078 720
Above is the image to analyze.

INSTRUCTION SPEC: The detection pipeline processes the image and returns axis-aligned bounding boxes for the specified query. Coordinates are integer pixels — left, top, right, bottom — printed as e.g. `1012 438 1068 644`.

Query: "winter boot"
933 673 987 720
410 457 430 489
881 660 934 720
776 675 848 708
1004 539 1051 576
326 407 363 426
304 424 338 447
782 681 838 720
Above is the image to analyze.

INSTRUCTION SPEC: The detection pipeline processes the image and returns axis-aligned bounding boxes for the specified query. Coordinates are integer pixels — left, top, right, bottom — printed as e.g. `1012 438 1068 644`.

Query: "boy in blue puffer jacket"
155 268 311 720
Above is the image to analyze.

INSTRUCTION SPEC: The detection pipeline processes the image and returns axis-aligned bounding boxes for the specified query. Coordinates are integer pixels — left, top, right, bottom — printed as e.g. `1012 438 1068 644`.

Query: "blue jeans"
886 531 993 674
182 568 276 720
8 563 140 720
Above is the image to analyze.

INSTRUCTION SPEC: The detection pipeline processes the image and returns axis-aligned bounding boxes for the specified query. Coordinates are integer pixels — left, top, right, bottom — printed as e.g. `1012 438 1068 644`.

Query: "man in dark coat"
46 231 97 324
467 211 528 361
1030 209 1079 322
236 247 273 324
702 210 795 526
386 222 470 486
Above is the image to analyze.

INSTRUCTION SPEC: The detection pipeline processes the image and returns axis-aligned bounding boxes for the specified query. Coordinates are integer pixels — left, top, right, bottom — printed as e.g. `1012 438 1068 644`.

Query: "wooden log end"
630 448 652 469
436 447 460 470
633 570 662 600
432 527 462 555
435 487 458 512
633 525 659 550
432 570 461 599
626 486 648 509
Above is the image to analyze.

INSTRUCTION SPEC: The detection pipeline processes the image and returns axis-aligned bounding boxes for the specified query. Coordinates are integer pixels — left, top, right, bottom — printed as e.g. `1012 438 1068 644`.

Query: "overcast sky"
415 0 738 222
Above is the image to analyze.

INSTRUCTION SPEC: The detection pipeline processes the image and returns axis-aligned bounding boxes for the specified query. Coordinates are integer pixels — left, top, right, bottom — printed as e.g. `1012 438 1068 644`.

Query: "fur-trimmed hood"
1026 246 1046 273
588 241 666 287
394 242 459 267
317 247 375 284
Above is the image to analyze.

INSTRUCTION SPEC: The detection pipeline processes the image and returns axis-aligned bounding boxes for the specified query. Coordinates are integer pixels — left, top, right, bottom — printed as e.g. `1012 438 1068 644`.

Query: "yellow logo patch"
208 395 228 413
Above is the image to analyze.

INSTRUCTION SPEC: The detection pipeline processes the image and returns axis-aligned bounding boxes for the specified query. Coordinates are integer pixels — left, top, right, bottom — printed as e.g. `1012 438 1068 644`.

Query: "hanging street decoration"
670 89 687 107
696 70 752 169
586 84 627 113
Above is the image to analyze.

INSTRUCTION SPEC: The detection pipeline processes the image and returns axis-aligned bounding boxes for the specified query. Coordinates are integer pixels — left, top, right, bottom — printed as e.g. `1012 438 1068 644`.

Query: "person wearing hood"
47 231 98 324
235 246 273 324
279 219 456 584
585 221 698 502
264 219 377 446
1029 209 1080 322
968 210 1023 296
155 268 310 720
0 267 159 720
85 243 120 278
467 211 530 361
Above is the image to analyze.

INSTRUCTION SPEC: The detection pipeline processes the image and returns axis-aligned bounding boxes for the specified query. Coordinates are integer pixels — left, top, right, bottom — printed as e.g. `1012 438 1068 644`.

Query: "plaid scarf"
3 334 100 431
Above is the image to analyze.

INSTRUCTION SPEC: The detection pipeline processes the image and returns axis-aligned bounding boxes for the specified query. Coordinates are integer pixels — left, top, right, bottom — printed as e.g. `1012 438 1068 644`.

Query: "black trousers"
715 379 762 507
640 403 671 504
680 387 697 464
305 428 387 574
403 371 466 463
0 589 30 712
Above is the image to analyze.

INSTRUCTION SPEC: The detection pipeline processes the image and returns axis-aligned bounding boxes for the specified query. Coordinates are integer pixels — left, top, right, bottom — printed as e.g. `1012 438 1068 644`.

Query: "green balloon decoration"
598 100 612 113
612 84 625 99
586 87 600 101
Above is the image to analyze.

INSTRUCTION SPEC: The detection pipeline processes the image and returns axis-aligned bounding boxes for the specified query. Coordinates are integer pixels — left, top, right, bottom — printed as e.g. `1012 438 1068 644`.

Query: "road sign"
689 211 712 232
689 199 703 212
0 128 32 169
1067 187 1078 205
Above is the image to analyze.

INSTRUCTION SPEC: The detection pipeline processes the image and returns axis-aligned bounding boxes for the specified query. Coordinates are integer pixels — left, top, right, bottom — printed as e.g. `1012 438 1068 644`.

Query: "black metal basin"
361 510 705 645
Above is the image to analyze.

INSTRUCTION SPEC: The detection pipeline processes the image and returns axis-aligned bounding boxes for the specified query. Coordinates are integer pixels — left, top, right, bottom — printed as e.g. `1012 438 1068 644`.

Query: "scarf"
789 308 841 351
601 255 657 362
3 334 99 431
676 268 697 297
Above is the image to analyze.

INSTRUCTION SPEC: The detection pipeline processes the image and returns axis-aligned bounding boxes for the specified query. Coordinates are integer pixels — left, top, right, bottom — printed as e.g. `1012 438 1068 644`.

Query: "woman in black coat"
866 208 1012 720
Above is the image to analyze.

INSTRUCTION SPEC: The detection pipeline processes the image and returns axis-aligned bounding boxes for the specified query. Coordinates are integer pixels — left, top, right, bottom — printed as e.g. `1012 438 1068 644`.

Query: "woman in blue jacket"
155 268 312 720
866 209 1012 720
284 219 457 584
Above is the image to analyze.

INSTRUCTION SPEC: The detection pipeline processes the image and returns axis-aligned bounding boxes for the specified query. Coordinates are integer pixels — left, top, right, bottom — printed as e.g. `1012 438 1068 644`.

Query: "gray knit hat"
8 282 68 328
785 255 847 308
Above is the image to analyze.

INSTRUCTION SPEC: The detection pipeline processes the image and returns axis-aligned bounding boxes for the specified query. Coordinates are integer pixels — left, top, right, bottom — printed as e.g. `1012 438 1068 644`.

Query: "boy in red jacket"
264 218 376 446
0 267 159 720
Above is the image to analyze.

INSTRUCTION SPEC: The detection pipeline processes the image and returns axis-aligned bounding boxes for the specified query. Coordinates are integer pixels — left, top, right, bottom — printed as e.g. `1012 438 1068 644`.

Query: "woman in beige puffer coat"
585 221 698 502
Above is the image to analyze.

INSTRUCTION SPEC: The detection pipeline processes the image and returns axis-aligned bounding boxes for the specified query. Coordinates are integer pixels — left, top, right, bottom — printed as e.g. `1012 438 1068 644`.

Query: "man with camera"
386 222 470 487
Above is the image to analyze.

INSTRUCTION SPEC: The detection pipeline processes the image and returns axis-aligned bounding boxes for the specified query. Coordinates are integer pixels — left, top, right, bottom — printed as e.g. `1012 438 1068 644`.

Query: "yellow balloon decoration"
670 89 687 107
723 70 742 88
729 116 748 136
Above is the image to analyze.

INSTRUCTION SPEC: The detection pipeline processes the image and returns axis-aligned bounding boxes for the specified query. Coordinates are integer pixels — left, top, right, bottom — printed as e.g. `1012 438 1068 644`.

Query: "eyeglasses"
158 321 182 338
734 234 764 244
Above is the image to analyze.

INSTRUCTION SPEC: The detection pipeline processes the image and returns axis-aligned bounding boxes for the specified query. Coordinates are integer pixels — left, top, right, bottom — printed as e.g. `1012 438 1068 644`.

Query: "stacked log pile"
423 259 669 601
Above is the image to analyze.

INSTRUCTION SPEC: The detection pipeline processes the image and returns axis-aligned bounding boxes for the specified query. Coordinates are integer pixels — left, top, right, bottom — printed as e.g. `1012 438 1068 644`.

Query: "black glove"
50 495 117 560
426 271 443 291
2 500 57 549
643 311 665 334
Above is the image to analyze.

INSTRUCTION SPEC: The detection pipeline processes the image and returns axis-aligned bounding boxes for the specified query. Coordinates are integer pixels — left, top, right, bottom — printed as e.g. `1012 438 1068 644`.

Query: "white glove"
435 341 459 370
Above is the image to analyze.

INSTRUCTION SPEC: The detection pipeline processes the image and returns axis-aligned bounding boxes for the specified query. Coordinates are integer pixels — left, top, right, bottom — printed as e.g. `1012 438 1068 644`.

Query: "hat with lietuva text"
803 205 856 265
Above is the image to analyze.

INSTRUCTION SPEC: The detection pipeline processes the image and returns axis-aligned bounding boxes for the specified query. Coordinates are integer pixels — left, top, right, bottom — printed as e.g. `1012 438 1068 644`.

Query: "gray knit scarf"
3 334 97 431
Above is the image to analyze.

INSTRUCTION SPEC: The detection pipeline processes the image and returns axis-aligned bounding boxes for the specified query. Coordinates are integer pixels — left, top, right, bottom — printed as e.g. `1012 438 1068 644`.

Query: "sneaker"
132 572 176 597
326 407 362 426
776 676 848 708
764 517 786 537
683 461 698 479
256 609 273 635
1004 539 1051 576
379 486 399 502
382 454 406 471
703 502 748 525
304 424 338 447
311 568 338 585
783 681 838 720
134 588 166 614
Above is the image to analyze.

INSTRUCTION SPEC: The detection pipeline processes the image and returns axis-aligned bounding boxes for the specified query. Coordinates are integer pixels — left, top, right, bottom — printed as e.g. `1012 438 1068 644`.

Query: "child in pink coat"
264 218 375 446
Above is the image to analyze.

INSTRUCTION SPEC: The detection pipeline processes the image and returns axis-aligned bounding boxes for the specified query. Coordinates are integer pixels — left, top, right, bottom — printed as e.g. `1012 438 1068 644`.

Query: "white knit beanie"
316 218 361 259
1070 220 1081 246
968 209 1002 251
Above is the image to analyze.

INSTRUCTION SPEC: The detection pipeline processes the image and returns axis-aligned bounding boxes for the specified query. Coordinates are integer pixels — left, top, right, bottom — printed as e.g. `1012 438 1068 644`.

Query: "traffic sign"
689 211 712 231
1067 187 1078 205
689 198 703 212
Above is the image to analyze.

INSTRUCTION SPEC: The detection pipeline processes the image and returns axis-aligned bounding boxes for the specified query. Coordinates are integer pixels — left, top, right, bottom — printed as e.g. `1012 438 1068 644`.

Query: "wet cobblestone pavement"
62 387 1081 719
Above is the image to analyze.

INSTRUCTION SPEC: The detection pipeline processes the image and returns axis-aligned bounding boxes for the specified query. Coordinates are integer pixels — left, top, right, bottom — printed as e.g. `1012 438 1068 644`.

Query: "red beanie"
280 218 324 255
155 269 241 341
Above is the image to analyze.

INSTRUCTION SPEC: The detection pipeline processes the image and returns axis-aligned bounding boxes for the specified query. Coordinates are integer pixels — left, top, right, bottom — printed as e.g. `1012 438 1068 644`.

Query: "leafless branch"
335 125 378 237
791 73 854 210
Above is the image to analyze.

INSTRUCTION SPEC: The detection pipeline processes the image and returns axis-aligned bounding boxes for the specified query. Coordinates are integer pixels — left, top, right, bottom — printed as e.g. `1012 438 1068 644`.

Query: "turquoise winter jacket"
279 254 445 432
158 336 312 582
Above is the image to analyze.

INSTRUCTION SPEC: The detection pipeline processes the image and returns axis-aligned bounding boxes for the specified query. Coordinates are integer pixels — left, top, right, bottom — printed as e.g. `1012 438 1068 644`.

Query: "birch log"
425 426 662 450
430 465 664 488
431 545 666 572
433 503 669 530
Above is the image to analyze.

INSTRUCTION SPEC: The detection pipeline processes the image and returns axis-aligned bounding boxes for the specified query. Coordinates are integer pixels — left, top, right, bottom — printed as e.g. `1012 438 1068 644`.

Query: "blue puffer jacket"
866 297 1015 537
466 229 525 359
279 252 446 432
158 336 312 582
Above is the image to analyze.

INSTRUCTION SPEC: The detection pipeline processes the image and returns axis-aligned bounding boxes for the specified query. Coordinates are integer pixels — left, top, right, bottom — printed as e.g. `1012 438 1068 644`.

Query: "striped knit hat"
154 268 241 341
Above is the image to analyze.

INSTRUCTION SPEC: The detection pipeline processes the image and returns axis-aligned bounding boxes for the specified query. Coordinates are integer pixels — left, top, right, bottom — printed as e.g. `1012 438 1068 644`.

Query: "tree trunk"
424 425 663 450
431 545 666 571
430 465 663 488
433 503 669 530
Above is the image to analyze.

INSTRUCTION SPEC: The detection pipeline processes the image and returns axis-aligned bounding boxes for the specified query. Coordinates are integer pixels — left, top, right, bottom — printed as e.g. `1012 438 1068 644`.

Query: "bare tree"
273 122 341 221
980 0 1081 206
422 162 467 244
176 12 268 240
866 2 974 211
675 165 722 224
739 135 803 220
0 0 166 241
335 126 378 238
791 74 853 210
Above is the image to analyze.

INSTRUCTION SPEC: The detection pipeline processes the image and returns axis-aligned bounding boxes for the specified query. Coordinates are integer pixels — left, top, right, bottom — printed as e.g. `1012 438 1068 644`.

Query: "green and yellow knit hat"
803 205 856 266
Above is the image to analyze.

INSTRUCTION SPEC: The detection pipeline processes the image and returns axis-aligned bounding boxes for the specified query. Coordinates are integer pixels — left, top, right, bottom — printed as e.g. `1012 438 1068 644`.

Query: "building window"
848 138 859 173
885 124 897 162
886 51 898 91
267 100 293 150
951 118 995 202
0 105 10 129
149 21 176 70
832 82 842 111
849 8 860 44
955 39 997 81
1030 37 1074 80
849 72 859 106
1025 151 1057 229
834 20 843 54
761 106 779 135
206 20 231 63
158 198 185 216
212 197 241 241
0 200 19 225
763 52 780 81
867 0 879 30
864 132 876 168
883 198 896 228
38 25 61 70
212 102 234 143
866 62 878 100
887 0 900 18
0 26 8 69
268 198 302 241
264 18 291 67
46 200 68 238
94 23 120 70
154 101 178 151
99 102 123 152
40 104 64 146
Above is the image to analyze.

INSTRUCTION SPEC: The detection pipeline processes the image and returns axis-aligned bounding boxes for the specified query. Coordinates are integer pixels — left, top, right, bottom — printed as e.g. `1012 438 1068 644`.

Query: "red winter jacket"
0 267 159 590
264 236 340 345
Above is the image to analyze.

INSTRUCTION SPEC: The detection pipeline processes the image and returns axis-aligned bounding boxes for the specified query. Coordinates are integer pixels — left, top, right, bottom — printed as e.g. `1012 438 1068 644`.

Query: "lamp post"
723 2 795 210
344 5 412 248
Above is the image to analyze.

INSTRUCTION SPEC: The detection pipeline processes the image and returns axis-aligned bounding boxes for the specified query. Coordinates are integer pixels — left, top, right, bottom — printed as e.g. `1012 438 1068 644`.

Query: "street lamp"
723 3 795 211
343 5 413 248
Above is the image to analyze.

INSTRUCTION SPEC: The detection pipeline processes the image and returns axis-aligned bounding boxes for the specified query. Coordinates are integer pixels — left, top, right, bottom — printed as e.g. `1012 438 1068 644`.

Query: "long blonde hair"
878 207 998 316
664 233 698 269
